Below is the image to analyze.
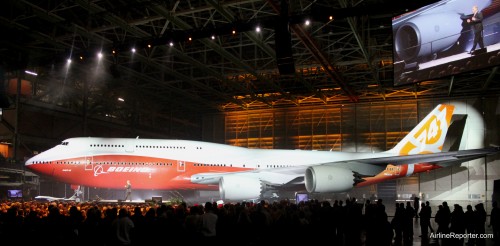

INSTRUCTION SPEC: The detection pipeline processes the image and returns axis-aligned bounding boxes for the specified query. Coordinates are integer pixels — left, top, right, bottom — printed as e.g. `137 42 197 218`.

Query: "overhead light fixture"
169 42 174 46
131 48 136 53
305 20 310 26
97 52 103 59
211 35 215 40
25 70 38 76
256 26 261 32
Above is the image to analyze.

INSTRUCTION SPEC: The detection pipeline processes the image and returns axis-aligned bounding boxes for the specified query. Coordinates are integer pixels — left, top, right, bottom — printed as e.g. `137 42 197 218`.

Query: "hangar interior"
0 0 499 205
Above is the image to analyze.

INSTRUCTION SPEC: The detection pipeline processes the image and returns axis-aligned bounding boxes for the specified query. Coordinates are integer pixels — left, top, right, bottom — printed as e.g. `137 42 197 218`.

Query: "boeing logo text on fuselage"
93 165 152 176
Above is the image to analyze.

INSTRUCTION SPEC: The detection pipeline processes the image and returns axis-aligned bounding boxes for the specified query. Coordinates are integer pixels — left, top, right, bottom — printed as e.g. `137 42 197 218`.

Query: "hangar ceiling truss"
0 0 499 129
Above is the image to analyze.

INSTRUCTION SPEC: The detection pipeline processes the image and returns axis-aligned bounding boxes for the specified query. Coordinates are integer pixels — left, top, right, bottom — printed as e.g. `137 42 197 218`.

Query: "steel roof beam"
267 0 358 102
73 0 248 109
146 1 297 105
339 0 386 100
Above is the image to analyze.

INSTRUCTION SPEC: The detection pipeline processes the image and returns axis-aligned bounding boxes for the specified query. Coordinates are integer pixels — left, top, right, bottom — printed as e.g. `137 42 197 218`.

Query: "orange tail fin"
389 104 455 155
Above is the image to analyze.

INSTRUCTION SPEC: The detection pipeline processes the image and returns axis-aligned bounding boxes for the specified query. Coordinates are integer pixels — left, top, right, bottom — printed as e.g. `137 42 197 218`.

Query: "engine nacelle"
305 166 359 193
394 13 463 62
219 175 262 201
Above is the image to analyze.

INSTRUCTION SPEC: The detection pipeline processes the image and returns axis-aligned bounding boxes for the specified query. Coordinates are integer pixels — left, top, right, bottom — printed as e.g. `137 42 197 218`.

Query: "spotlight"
256 26 261 32
232 29 236 35
211 35 215 40
25 70 38 76
67 59 72 64
169 42 174 46
131 48 136 53
80 56 83 60
305 20 310 26
188 37 192 41
147 44 151 48
97 52 103 59
329 16 334 21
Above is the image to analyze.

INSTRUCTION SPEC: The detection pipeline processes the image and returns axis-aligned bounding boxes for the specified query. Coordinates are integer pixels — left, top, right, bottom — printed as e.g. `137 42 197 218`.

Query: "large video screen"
393 0 500 86
7 190 22 198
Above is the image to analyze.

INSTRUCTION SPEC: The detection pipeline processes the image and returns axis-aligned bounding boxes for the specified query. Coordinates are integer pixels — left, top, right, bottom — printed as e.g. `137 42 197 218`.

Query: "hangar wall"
203 96 500 204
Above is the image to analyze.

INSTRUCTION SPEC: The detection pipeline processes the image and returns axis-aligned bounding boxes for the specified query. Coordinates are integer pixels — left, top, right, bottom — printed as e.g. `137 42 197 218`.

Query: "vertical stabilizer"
389 104 455 155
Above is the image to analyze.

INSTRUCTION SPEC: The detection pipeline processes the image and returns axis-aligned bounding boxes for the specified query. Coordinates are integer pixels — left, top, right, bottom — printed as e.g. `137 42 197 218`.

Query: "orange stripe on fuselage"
27 155 250 190
355 163 442 187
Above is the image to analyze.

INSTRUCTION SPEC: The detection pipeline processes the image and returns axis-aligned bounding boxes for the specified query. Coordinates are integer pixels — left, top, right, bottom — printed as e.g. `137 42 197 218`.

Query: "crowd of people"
391 200 498 246
0 197 498 246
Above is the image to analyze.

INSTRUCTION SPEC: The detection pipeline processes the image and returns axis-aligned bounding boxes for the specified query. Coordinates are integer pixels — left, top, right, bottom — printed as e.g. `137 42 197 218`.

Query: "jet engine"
394 13 463 62
305 166 363 193
219 175 262 200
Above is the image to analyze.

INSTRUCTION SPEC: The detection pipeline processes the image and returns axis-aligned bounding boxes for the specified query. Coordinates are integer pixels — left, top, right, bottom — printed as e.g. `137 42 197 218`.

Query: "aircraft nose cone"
25 156 35 166
25 155 43 170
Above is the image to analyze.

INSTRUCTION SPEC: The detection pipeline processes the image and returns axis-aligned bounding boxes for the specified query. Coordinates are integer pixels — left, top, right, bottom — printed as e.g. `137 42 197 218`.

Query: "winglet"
389 104 455 155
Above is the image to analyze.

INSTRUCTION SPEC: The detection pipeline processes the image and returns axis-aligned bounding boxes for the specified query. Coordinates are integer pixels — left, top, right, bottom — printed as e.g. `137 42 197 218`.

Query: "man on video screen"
467 5 484 54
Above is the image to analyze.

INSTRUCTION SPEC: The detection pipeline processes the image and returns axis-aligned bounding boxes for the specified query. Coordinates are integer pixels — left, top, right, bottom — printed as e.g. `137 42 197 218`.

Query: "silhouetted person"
450 204 466 246
43 205 66 245
3 205 24 245
392 203 404 245
475 203 487 246
111 208 134 246
419 202 432 238
184 205 202 244
130 206 145 244
65 205 84 243
23 210 43 245
467 5 484 54
377 199 386 214
413 194 420 218
426 201 434 233
79 206 104 246
253 200 272 242
344 198 363 246
465 204 475 246
142 207 159 245
403 201 415 242
436 202 451 233
490 201 500 242
201 201 218 245
373 209 393 246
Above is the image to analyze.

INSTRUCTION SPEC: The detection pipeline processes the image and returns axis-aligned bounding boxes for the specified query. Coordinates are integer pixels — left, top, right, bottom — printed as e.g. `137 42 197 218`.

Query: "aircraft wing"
352 146 500 166
195 147 500 200
301 146 500 178
193 147 500 185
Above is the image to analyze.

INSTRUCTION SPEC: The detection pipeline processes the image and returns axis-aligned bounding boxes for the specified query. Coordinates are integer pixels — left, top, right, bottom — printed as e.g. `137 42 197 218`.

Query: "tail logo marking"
399 105 454 155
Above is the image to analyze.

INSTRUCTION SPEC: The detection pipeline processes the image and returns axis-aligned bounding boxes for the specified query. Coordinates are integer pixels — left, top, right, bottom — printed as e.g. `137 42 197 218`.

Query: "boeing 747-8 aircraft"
25 104 500 201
